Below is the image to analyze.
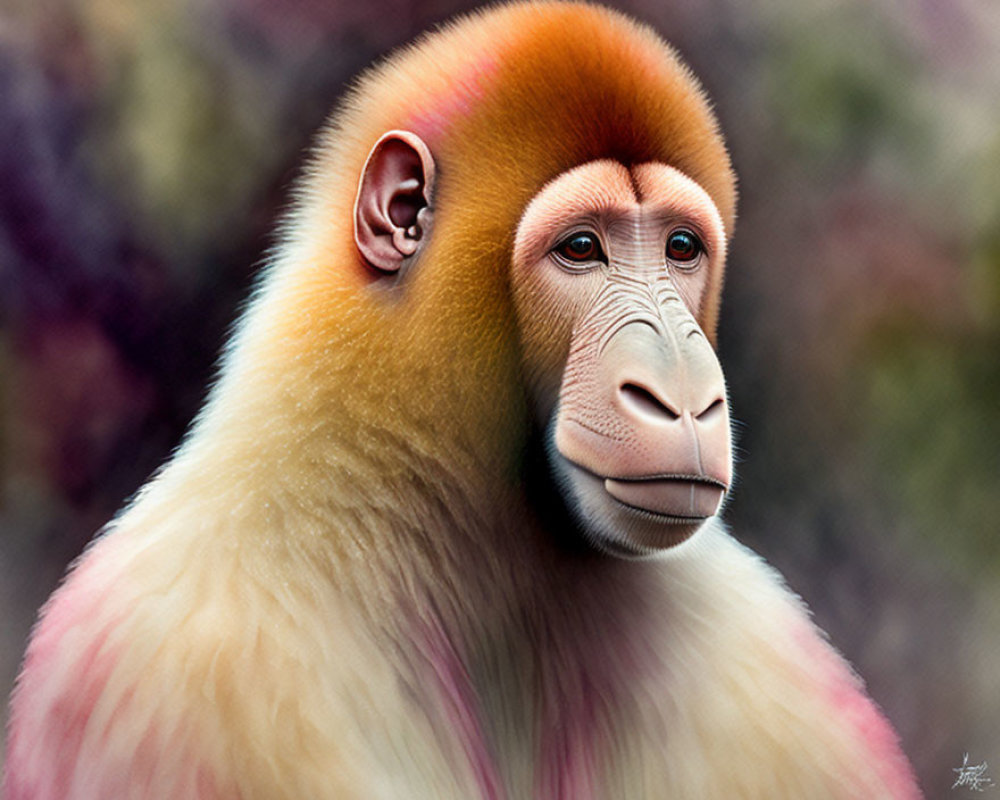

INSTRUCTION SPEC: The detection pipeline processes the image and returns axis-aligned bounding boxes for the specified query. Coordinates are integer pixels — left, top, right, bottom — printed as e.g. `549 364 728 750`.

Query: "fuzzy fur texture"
4 3 919 798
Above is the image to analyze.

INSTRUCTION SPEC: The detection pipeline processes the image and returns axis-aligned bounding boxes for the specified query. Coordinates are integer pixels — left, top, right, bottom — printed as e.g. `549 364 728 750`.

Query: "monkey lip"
603 476 726 520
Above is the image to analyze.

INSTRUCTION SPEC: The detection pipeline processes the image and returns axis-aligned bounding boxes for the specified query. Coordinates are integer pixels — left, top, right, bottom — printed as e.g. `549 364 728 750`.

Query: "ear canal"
354 130 436 274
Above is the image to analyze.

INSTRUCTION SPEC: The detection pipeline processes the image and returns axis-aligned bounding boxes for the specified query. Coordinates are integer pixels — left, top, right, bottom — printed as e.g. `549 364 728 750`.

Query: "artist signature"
953 753 995 792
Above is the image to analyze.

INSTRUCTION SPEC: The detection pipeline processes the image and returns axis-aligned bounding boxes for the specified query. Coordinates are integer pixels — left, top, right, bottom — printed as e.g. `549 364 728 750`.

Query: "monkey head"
297 2 737 558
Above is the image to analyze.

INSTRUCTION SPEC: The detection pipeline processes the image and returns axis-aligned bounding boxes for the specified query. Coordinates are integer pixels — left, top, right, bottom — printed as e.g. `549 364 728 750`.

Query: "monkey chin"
545 431 720 559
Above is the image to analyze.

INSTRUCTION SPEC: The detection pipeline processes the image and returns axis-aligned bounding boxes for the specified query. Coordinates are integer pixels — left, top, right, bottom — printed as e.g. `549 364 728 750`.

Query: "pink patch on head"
408 54 499 140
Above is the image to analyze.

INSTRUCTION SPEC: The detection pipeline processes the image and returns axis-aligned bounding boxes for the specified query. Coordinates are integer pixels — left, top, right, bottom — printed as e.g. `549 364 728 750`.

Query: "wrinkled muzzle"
551 274 732 555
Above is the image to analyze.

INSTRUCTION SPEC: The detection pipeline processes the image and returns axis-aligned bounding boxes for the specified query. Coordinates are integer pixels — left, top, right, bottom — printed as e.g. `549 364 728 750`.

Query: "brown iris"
666 230 702 263
556 232 604 263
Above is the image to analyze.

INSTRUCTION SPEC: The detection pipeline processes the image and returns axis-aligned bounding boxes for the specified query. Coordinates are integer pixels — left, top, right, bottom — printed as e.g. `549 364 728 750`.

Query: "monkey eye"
553 232 606 268
666 229 703 265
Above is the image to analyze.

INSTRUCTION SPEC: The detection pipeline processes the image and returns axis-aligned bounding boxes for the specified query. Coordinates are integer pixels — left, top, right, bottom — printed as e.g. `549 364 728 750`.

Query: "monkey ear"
354 130 436 274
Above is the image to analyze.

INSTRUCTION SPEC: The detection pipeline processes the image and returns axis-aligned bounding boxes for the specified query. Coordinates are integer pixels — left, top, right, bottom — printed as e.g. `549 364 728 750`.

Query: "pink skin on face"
512 160 732 553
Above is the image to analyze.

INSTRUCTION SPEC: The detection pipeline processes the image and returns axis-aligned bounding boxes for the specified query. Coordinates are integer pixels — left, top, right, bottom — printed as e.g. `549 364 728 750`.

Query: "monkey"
3 3 922 798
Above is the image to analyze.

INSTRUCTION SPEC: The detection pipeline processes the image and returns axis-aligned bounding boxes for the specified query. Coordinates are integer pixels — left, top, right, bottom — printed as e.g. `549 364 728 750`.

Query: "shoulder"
640 522 921 798
3 512 377 799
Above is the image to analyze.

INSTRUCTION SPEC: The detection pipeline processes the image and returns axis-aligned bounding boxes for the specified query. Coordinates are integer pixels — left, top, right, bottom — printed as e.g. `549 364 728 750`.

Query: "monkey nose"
555 316 732 520
604 337 731 492
604 376 730 517
619 382 680 421
616 379 726 430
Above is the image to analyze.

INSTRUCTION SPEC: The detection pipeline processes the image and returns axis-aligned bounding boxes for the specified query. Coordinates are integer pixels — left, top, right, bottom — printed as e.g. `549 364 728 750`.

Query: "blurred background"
1 0 997 794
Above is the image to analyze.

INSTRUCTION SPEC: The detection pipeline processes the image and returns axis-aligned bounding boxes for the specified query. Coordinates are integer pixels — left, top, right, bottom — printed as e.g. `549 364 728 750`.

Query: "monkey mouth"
560 454 728 523
546 447 730 554
603 476 727 521
606 496 716 525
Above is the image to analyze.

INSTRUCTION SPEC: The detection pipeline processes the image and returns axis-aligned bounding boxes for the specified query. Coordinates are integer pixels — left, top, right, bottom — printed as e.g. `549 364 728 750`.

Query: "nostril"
695 397 726 421
619 382 680 421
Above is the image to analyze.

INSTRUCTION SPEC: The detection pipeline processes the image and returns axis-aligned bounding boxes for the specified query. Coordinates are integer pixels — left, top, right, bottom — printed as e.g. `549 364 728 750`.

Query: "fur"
4 3 919 798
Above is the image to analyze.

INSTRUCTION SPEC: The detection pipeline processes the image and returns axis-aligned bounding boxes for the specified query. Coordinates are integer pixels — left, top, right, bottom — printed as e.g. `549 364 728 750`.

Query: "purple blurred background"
1 0 998 794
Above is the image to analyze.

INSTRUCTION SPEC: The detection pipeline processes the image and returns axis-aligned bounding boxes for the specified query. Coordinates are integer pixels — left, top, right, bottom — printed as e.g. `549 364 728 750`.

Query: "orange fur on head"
294 1 735 324
245 2 738 497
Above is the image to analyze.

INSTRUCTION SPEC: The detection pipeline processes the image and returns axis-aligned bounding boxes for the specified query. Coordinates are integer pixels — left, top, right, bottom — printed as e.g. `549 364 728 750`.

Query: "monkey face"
512 160 732 556
353 131 732 557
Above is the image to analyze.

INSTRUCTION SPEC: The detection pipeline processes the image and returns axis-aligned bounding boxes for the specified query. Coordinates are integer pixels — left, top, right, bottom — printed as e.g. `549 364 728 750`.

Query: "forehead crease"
632 163 716 214
626 167 644 204
630 162 726 243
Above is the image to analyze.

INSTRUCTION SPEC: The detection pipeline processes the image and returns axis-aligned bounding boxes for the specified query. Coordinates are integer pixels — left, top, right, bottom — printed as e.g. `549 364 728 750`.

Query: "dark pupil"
668 232 697 260
566 235 595 259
